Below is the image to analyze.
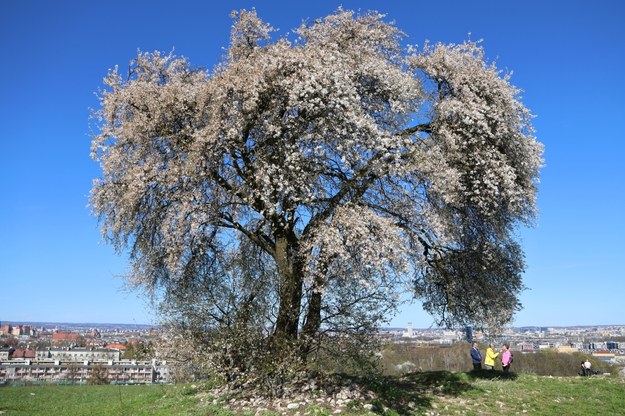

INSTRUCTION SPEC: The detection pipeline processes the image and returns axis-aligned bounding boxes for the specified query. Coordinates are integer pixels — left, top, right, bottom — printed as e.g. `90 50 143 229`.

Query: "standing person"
484 343 500 370
470 342 483 371
501 344 512 373
583 358 592 376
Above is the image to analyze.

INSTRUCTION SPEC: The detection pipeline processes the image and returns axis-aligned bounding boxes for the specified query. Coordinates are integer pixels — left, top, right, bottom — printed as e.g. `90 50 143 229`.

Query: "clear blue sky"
1 0 623 328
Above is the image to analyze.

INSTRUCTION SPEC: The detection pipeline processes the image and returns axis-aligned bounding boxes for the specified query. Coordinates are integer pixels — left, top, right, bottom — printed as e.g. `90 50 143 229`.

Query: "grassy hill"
1 371 624 415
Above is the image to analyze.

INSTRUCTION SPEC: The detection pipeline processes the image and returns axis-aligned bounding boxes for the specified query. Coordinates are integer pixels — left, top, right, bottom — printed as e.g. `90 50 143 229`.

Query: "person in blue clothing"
470 341 483 370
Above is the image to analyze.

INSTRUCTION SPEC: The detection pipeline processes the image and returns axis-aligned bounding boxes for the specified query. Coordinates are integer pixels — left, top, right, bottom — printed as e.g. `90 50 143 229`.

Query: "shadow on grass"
348 371 480 415
466 369 519 381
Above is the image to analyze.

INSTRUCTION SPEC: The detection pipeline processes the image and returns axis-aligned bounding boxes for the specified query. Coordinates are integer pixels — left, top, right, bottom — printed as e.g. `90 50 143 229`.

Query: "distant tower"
407 322 413 337
465 326 473 342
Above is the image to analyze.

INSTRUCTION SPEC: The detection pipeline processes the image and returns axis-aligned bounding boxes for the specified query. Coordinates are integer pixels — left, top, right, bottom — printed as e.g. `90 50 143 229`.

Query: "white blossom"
91 8 543 335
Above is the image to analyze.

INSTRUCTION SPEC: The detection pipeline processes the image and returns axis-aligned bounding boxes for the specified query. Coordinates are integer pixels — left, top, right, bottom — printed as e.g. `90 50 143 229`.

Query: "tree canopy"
91 8 542 377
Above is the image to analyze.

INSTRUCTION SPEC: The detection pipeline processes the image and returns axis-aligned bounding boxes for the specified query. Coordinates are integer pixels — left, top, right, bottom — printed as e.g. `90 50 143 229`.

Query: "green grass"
0 383 206 416
1 372 624 415
425 372 625 415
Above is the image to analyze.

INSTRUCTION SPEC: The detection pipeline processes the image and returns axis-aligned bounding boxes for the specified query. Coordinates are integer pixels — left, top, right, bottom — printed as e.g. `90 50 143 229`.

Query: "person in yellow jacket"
484 343 500 370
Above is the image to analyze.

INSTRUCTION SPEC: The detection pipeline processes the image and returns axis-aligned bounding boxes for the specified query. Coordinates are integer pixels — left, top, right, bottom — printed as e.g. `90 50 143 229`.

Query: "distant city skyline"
0 320 155 329
1 1 624 328
2 319 625 331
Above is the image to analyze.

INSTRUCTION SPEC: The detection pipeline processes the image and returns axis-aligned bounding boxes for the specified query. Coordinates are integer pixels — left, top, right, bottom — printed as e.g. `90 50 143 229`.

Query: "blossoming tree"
91 9 542 372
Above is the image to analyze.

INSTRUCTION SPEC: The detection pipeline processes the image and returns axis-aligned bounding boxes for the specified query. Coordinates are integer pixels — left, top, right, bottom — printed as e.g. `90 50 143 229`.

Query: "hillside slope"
0 371 623 415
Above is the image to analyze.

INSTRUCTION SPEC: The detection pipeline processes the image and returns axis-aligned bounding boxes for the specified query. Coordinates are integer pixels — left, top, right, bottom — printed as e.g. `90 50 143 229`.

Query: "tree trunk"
273 233 303 340
302 290 322 339
300 290 321 360
301 248 333 357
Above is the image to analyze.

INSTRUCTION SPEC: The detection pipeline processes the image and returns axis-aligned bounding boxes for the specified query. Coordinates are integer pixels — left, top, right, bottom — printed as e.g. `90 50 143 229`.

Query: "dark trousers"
503 364 510 373
473 363 482 370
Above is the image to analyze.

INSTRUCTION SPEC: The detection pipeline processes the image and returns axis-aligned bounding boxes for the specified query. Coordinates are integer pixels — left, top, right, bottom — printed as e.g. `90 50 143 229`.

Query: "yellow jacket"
484 347 499 367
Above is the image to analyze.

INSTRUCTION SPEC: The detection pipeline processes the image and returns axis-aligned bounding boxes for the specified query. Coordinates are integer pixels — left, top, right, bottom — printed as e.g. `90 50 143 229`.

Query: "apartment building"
0 358 169 385
35 347 120 362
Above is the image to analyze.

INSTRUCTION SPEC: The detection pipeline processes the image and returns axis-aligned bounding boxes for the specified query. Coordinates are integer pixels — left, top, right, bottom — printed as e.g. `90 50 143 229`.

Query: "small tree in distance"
87 364 110 385
91 8 543 383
